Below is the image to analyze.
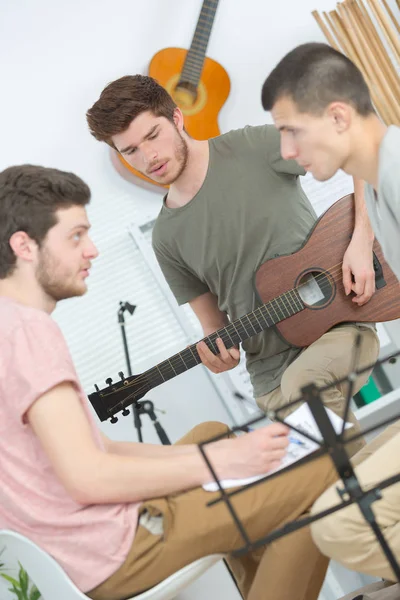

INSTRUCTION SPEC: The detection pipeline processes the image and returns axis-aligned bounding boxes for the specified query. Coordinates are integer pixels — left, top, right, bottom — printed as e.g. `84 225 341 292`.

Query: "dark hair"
0 164 90 278
261 42 374 116
86 75 178 147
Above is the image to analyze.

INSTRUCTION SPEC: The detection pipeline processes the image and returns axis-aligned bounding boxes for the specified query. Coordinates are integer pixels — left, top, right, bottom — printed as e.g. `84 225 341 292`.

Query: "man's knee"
310 486 351 561
184 421 230 444
280 364 316 402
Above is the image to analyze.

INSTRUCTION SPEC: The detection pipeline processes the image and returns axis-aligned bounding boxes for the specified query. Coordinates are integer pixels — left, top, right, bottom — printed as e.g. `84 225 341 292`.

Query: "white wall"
0 0 350 435
1 1 399 599
1 0 343 175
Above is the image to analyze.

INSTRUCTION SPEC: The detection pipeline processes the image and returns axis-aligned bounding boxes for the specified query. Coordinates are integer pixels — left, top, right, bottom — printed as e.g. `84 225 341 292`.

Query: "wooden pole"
381 0 400 34
365 0 400 61
338 1 400 122
312 1 400 124
328 10 363 65
312 10 341 49
351 0 400 99
328 8 393 123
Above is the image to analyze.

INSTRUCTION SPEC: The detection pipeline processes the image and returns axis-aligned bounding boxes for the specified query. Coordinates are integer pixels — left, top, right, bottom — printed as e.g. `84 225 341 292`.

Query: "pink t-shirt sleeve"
4 315 80 423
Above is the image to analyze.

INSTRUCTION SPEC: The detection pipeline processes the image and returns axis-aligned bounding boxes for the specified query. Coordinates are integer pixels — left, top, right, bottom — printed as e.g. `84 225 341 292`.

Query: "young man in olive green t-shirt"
87 75 379 459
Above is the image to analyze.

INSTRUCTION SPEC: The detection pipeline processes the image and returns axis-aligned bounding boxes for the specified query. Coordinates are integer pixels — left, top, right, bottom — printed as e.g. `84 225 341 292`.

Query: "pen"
242 426 306 447
289 436 306 447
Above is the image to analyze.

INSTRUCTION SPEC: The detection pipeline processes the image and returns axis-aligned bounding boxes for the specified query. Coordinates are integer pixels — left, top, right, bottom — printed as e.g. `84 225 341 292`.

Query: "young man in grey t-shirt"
262 41 400 584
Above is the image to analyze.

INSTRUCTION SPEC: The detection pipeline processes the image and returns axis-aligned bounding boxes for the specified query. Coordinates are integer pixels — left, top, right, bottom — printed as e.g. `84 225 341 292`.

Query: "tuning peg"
105 377 113 386
118 371 125 381
110 415 118 424
122 408 130 416
94 384 99 392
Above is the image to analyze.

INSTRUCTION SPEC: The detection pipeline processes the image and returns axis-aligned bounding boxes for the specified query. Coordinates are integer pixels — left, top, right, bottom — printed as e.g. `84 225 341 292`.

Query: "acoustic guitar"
112 0 230 190
88 194 400 423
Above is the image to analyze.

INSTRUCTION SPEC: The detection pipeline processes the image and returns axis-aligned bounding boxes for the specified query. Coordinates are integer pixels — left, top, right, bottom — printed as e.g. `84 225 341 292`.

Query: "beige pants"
311 419 400 581
256 324 380 457
88 421 338 600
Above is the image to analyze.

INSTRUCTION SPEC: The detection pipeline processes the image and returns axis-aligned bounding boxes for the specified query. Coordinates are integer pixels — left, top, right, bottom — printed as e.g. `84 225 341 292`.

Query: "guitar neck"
139 289 305 389
180 0 219 86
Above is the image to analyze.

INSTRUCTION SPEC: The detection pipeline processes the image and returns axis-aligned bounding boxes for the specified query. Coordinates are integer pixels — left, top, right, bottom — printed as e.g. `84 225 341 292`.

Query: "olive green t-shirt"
152 125 317 398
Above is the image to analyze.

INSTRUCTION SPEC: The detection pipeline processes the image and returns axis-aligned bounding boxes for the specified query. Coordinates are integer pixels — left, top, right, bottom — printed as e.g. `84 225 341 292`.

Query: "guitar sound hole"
173 82 198 107
296 269 335 309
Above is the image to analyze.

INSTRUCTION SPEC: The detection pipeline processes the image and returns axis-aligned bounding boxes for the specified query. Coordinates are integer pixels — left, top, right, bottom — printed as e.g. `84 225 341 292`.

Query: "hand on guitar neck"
197 337 240 374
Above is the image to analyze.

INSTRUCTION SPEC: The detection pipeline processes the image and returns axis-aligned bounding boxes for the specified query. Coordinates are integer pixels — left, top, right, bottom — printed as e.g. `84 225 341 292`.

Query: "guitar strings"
104 262 352 405
116 269 344 405
102 261 356 407
99 259 363 412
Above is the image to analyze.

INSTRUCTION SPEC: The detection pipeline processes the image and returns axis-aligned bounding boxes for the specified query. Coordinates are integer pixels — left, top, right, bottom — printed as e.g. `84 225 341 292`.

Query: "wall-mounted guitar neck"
174 0 220 106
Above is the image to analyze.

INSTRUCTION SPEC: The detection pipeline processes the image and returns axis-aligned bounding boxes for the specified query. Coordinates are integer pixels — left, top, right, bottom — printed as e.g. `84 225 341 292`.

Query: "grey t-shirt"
152 125 317 398
364 126 400 281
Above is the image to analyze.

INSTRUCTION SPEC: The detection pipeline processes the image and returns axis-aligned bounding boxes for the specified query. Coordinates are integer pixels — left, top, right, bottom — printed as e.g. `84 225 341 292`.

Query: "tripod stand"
118 301 171 445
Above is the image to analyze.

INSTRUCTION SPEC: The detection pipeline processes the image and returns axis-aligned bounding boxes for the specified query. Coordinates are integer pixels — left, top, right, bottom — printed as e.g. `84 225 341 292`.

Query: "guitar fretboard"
180 0 219 87
140 289 305 390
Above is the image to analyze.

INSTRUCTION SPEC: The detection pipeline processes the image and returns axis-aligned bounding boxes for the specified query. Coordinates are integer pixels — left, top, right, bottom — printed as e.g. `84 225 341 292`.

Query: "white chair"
0 529 224 600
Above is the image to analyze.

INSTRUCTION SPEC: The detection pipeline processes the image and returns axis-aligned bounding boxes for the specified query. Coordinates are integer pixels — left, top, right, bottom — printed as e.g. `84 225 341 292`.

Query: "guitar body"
255 194 400 347
114 47 230 189
150 48 230 139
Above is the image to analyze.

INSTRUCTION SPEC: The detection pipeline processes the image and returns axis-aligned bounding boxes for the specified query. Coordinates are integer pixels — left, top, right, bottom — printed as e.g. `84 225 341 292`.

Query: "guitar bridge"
373 251 386 289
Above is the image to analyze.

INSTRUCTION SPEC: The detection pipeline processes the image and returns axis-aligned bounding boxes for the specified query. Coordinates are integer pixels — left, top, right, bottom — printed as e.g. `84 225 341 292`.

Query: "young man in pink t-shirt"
0 164 337 600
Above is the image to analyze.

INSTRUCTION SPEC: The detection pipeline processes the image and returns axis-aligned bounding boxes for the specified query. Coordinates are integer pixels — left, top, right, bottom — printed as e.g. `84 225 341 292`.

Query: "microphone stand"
118 301 135 377
117 301 171 445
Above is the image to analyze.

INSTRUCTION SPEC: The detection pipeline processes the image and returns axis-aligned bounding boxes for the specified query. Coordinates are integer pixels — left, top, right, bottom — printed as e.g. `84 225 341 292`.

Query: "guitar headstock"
87 371 148 423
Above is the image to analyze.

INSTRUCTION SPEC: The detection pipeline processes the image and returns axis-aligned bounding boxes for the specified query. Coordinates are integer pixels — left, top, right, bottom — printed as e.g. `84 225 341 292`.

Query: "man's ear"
9 231 38 264
327 102 352 133
173 107 185 132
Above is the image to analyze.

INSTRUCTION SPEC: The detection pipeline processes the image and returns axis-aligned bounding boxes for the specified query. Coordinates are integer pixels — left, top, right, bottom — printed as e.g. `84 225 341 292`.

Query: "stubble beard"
163 129 189 185
36 247 86 302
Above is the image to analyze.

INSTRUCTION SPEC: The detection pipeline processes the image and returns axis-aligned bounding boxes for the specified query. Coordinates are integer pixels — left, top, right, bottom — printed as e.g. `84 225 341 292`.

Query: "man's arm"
27 382 288 505
100 432 192 457
153 232 238 372
153 238 239 373
190 292 240 373
28 383 204 504
342 177 375 306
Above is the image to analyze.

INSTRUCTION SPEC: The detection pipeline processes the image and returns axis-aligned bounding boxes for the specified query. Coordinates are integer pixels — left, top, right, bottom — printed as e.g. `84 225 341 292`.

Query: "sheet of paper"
202 403 353 492
285 402 353 440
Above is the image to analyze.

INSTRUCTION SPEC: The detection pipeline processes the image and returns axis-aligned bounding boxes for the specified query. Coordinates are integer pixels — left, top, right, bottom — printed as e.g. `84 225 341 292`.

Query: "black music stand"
197 336 400 581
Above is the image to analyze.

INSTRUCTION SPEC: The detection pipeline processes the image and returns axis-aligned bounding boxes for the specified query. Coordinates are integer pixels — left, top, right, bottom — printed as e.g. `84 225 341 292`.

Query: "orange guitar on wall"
111 0 230 190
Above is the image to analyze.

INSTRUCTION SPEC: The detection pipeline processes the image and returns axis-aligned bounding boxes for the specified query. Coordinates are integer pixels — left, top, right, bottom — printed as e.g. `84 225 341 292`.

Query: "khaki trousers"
88 421 338 600
256 324 380 457
311 419 400 581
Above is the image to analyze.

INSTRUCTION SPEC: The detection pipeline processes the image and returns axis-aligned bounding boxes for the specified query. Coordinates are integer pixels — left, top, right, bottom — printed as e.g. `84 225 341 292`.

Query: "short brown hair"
0 164 90 279
86 75 178 147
